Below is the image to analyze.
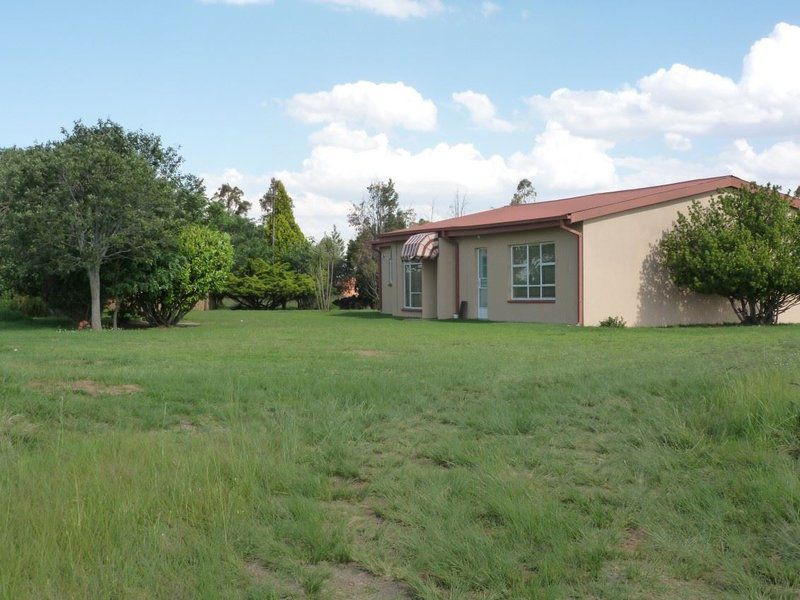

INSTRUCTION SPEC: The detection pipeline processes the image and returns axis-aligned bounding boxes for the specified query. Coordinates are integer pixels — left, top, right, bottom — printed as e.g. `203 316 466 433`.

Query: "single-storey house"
372 175 800 326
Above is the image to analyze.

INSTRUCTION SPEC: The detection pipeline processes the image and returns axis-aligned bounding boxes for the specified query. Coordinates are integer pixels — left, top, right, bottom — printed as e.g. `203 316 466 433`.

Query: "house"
372 175 800 326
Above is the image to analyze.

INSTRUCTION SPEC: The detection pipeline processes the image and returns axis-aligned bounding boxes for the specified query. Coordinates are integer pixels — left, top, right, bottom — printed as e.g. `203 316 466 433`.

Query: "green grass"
1 310 799 599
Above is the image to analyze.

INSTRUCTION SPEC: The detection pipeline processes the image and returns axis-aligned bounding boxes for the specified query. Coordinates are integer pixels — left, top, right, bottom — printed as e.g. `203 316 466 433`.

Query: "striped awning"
401 232 439 261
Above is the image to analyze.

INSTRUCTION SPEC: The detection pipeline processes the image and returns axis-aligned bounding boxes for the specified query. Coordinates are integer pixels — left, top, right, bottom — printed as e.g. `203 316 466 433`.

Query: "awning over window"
401 232 438 261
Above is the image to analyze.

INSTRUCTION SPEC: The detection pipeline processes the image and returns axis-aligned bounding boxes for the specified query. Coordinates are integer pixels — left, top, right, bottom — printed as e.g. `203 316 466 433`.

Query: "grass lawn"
1 310 799 599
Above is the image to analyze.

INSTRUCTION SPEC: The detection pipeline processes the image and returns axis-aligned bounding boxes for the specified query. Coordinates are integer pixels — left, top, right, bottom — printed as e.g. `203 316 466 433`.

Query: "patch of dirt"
244 560 304 597
622 527 646 552
29 379 142 396
332 475 369 491
325 563 411 599
354 349 387 358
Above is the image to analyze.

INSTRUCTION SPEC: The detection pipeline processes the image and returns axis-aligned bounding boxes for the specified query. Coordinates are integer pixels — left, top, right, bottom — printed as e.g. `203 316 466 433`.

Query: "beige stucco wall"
582 192 765 326
455 228 579 323
436 237 458 319
379 243 421 319
422 261 438 319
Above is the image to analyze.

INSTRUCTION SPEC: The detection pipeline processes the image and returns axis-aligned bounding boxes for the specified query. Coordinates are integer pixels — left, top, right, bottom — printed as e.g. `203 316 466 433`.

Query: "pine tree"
259 179 307 258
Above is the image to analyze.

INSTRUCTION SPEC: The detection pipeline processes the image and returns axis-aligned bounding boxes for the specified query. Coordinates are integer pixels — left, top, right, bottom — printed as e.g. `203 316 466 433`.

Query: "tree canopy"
659 183 800 324
510 178 536 205
347 179 414 307
0 120 205 329
260 178 307 258
129 225 233 326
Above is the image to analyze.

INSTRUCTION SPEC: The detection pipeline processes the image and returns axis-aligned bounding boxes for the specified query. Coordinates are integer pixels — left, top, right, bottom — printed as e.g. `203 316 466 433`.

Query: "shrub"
224 259 314 310
599 316 626 328
0 294 48 318
659 183 800 324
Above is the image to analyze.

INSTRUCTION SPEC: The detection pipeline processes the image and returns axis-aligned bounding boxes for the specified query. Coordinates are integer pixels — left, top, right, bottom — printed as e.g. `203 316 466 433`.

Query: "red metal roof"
376 175 791 242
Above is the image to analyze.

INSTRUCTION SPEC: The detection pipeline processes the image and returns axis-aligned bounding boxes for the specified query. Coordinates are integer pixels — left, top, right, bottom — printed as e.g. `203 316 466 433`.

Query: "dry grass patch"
244 560 305 598
29 379 142 396
324 563 411 600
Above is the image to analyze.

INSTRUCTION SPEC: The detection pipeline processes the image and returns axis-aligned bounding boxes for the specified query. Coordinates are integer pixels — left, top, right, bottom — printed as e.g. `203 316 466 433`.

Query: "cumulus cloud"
664 132 692 151
481 1 500 17
509 122 616 190
286 81 437 131
528 22 800 138
452 90 514 132
721 138 800 187
315 0 445 19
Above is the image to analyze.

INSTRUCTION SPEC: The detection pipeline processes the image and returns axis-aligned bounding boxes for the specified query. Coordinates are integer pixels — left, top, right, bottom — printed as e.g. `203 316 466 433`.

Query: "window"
511 243 555 300
404 262 422 309
386 248 394 285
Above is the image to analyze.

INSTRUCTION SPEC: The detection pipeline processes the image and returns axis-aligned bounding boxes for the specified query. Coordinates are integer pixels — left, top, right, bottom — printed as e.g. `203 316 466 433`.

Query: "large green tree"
347 179 413 306
660 183 800 324
259 179 307 258
0 120 205 329
206 185 272 270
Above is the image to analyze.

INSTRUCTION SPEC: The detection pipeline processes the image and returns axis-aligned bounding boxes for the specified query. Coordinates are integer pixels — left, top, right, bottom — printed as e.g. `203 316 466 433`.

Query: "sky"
2 0 800 239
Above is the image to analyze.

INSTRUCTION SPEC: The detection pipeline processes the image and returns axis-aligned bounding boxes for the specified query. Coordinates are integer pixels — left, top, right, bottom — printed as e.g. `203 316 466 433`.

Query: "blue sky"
2 0 800 237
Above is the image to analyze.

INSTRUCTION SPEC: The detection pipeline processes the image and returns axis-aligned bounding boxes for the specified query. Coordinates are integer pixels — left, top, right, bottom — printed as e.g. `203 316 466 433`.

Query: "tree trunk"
88 264 102 331
112 303 119 330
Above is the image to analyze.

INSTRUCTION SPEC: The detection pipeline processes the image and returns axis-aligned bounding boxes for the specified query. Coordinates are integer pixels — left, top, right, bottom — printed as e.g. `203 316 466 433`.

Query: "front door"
477 248 488 320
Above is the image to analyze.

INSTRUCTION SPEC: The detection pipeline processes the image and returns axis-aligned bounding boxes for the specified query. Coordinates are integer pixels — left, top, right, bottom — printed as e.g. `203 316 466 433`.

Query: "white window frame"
404 262 422 309
510 243 555 300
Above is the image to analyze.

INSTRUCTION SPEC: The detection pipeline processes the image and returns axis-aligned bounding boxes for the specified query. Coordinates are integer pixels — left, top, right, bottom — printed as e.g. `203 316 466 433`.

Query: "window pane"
411 266 422 293
512 245 527 264
542 285 555 298
405 262 422 307
528 286 541 299
512 266 527 285
542 264 555 285
528 245 541 285
512 286 527 299
528 261 541 285
541 243 555 263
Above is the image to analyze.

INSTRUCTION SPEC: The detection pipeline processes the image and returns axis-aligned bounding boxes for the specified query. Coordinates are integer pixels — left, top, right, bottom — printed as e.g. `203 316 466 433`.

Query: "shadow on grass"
0 311 73 331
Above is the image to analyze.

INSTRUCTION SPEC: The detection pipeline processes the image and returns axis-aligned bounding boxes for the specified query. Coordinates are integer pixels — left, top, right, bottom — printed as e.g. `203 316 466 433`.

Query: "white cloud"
315 0 445 19
452 90 514 132
286 81 437 131
721 138 800 188
510 122 616 190
481 1 500 17
528 22 800 138
664 132 692 151
271 121 623 233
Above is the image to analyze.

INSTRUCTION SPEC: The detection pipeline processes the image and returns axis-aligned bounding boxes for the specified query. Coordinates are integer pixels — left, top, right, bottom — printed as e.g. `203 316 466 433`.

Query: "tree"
211 183 251 216
659 183 800 324
224 259 314 310
0 120 205 330
449 189 468 217
130 225 233 326
347 180 414 307
311 228 346 311
348 179 413 238
259 179 307 258
510 178 536 205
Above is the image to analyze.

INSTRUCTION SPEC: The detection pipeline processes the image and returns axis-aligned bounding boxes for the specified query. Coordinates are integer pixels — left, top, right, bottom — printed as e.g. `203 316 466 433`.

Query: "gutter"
454 237 460 315
559 220 583 326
